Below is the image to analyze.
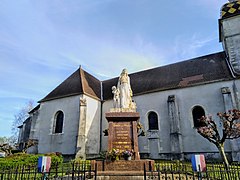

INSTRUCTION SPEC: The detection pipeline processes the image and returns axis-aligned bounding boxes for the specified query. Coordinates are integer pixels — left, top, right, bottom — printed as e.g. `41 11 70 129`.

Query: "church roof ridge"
40 51 233 102
39 67 101 102
79 67 101 100
102 51 233 100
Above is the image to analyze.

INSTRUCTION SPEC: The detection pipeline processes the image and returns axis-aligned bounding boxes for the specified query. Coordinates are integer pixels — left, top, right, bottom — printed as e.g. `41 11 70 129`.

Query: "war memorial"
94 69 154 179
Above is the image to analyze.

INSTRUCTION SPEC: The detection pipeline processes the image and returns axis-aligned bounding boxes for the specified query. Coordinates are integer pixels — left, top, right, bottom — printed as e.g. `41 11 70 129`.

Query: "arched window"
148 111 159 130
192 106 205 128
54 111 64 133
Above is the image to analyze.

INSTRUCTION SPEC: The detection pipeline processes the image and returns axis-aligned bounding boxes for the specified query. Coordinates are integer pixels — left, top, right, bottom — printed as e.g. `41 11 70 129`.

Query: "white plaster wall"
101 101 112 152
135 91 170 155
35 78 240 158
102 80 239 156
27 111 40 153
83 95 101 155
37 95 81 155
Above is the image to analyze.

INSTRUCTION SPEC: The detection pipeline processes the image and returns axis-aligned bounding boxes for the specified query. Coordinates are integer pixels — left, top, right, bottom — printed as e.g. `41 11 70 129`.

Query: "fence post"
144 163 146 180
157 165 160 180
205 164 209 180
14 165 18 180
55 163 58 178
102 160 105 171
83 161 86 179
78 162 80 178
21 165 24 180
95 162 97 180
72 163 74 180
219 166 223 180
197 165 202 180
149 161 152 171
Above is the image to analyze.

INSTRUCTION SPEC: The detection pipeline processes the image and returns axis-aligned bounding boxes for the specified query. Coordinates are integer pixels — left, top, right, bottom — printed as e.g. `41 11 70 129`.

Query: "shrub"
0 152 63 170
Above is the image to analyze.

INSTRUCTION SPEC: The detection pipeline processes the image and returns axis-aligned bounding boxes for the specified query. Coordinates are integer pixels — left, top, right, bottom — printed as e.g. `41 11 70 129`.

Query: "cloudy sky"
0 0 227 137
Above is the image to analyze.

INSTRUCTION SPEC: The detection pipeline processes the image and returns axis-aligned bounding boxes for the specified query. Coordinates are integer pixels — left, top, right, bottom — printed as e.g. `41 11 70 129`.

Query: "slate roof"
29 104 40 114
40 51 233 102
40 68 101 102
103 51 233 100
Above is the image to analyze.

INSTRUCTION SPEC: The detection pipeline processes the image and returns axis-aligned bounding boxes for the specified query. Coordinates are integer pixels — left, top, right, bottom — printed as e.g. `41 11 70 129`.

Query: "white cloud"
173 33 218 61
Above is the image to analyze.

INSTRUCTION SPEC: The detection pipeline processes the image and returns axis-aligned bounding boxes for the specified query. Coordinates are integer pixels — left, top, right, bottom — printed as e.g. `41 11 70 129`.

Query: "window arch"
192 106 205 128
148 111 159 130
54 111 64 133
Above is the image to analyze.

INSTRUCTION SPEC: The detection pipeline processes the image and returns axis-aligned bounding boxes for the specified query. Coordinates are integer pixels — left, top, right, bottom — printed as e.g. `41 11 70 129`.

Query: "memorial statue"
111 69 136 112
117 69 133 108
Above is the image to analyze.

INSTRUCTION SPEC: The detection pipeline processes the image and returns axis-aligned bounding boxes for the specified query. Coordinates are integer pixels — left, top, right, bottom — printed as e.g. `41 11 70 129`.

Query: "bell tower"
219 0 240 75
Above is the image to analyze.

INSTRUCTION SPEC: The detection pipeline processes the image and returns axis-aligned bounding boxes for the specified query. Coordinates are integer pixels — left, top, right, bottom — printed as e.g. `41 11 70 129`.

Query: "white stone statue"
111 68 136 112
117 69 133 109
117 69 132 108
112 86 120 108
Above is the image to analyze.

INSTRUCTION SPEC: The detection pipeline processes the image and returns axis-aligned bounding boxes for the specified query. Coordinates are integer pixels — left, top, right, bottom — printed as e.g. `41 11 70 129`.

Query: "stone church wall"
29 78 240 161
83 95 101 158
37 95 81 156
102 79 240 160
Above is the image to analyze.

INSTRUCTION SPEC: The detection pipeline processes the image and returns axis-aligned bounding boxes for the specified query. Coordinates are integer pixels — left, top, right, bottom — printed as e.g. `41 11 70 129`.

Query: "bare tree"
11 100 34 142
0 143 14 156
197 109 240 169
0 136 16 146
0 136 8 144
17 139 38 153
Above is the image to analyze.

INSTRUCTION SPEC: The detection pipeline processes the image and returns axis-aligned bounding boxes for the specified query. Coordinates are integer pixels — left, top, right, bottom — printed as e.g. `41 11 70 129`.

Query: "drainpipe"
99 81 103 152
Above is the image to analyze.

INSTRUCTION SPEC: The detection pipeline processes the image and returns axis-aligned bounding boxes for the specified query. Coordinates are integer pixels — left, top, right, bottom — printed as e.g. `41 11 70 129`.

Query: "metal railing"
144 162 240 180
0 162 97 180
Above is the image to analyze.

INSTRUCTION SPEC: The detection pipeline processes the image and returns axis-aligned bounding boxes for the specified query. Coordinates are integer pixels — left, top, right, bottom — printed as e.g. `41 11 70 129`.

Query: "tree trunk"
217 144 229 169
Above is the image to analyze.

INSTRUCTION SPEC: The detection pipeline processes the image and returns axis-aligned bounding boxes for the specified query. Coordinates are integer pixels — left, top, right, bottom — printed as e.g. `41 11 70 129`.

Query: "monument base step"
93 159 154 172
97 171 145 180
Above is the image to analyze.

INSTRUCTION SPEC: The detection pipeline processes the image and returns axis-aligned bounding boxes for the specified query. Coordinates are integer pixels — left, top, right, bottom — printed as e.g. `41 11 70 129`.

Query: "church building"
18 0 240 161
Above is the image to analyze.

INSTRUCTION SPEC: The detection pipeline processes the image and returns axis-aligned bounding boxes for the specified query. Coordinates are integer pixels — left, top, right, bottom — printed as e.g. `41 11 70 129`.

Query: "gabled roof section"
103 52 233 100
40 67 101 102
29 104 40 114
80 68 101 99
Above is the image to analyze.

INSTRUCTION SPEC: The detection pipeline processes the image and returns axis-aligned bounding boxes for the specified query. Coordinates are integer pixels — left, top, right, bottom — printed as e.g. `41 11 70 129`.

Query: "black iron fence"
0 162 97 180
144 162 240 180
1 160 240 180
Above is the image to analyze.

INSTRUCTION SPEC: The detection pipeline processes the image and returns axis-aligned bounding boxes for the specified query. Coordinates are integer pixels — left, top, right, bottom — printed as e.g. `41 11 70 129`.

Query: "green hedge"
0 153 63 170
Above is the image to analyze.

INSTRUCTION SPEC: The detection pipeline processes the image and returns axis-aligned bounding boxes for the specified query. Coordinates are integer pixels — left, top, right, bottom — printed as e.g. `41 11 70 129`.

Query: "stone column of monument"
76 97 87 159
106 69 140 160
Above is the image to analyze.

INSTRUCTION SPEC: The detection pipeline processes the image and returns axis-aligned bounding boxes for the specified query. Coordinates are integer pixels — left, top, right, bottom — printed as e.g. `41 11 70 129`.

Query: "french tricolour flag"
191 154 206 172
38 156 51 173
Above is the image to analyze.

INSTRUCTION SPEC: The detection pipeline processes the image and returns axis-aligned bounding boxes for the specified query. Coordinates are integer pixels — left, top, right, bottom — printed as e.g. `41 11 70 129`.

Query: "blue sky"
0 0 227 137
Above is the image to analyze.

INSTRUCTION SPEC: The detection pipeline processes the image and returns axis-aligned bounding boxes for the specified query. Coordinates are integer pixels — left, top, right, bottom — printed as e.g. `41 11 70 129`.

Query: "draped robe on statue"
117 70 132 109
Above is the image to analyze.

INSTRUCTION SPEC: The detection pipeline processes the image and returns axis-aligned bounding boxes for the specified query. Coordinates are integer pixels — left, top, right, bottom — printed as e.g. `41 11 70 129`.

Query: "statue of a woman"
117 69 133 109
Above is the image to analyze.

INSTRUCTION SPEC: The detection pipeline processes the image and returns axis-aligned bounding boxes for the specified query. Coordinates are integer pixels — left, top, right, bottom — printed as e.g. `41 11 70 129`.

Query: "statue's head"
122 68 128 74
112 86 116 90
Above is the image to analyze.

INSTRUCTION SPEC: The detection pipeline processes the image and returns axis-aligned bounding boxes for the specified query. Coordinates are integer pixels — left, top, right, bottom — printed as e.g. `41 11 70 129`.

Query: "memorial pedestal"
105 112 140 160
93 111 155 174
